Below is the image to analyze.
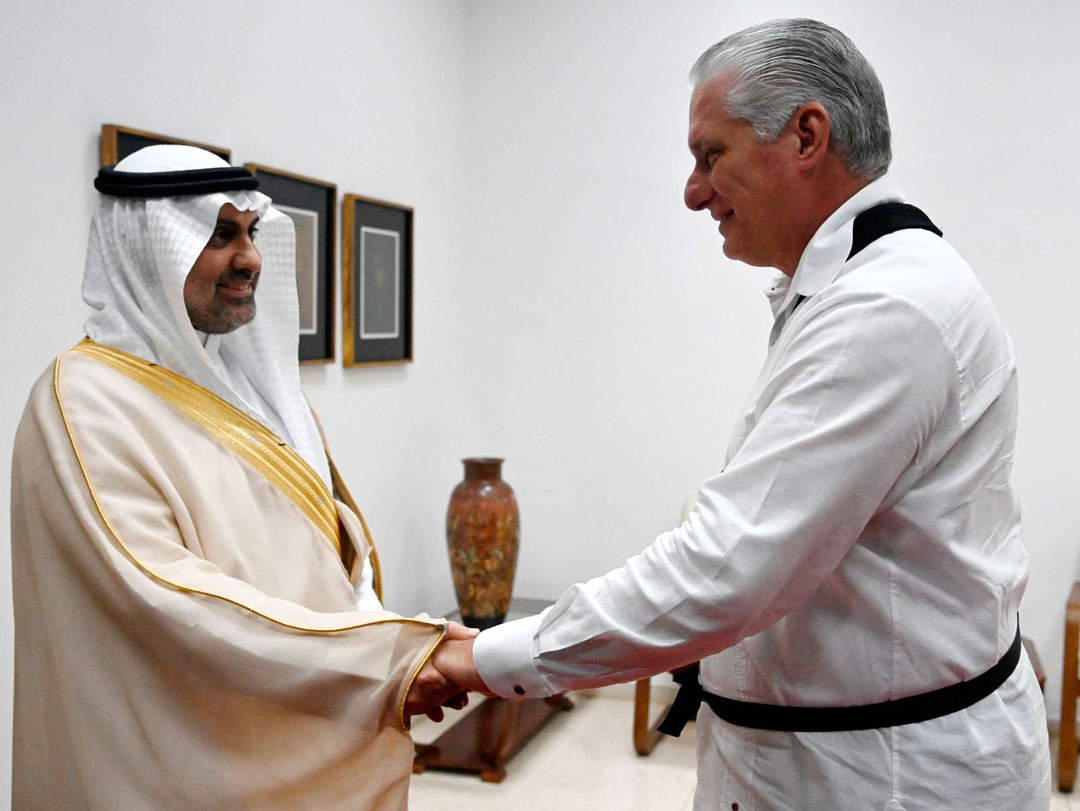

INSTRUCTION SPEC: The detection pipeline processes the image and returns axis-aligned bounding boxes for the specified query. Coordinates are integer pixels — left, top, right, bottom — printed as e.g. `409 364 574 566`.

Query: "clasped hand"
404 621 493 724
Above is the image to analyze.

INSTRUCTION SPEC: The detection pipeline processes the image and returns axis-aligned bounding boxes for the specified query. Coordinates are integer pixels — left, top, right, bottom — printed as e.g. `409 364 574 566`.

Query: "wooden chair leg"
633 678 658 755
634 676 684 756
1059 582 1080 791
633 678 666 755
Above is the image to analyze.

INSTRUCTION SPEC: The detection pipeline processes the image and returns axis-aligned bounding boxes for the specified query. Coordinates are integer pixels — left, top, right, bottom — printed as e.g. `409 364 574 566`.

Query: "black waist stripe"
659 624 1022 737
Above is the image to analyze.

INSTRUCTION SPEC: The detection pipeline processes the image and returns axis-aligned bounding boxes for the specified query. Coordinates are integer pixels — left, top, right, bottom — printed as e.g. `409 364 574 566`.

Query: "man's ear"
790 102 831 167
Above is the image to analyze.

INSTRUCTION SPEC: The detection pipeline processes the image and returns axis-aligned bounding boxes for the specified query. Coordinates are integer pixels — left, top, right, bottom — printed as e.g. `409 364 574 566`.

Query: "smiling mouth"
218 284 255 300
217 273 259 300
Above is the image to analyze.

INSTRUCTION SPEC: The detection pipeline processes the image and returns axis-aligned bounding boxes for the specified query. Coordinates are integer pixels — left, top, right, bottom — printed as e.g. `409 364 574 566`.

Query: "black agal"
94 166 259 198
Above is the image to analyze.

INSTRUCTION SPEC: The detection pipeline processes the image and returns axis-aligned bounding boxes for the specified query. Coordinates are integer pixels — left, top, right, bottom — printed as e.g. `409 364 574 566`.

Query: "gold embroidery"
53 351 444 729
320 422 384 601
70 339 340 556
306 399 382 593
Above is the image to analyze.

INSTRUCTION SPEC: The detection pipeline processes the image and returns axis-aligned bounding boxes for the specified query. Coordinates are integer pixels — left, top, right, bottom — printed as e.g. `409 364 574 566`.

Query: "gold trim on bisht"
54 349 444 730
69 339 341 557
308 403 384 601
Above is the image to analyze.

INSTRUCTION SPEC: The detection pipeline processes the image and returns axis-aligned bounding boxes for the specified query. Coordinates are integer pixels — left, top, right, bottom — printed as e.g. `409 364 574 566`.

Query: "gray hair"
690 19 891 180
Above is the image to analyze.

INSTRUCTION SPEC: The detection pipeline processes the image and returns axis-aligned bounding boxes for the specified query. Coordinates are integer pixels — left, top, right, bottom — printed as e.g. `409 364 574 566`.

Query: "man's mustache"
219 268 258 284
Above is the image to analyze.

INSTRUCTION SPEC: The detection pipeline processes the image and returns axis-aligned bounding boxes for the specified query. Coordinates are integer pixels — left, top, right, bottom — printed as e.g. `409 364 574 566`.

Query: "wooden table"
413 598 573 783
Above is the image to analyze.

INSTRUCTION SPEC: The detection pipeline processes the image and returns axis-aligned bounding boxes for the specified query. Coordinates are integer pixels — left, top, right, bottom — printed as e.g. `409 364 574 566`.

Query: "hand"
430 630 492 696
405 622 481 724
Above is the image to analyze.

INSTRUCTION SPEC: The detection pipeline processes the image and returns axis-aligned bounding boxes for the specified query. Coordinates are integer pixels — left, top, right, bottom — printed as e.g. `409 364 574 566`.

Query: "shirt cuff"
473 610 552 699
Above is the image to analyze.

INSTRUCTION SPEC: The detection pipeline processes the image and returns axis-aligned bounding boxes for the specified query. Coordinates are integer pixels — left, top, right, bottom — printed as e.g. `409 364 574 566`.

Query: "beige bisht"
11 341 445 810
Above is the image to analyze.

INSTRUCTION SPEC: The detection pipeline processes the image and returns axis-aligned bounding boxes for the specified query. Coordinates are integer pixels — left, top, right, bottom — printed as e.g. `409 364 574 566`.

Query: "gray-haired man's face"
683 77 810 276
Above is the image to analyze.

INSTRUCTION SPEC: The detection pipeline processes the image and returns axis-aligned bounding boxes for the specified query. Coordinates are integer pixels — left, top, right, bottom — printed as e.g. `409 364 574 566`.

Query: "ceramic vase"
446 458 520 629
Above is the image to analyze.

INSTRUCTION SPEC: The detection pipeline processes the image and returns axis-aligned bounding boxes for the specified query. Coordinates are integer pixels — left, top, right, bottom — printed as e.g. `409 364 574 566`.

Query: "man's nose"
684 168 712 211
235 239 262 272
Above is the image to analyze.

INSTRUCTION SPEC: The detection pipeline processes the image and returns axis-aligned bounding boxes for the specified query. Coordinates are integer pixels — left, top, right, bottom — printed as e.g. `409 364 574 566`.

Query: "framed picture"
100 124 231 166
342 194 413 366
245 164 337 364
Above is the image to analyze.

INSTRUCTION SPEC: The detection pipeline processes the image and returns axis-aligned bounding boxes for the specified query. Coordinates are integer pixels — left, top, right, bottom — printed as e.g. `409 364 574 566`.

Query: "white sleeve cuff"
473 609 553 699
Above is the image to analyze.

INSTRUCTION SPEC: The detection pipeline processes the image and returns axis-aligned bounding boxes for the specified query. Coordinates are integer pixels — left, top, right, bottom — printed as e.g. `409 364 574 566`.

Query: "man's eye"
248 226 259 240
705 149 723 167
207 227 233 246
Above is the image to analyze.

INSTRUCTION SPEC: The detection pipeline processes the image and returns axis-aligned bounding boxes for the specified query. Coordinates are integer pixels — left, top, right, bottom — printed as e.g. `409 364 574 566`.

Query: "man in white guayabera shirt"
10 144 470 810
432 18 1051 811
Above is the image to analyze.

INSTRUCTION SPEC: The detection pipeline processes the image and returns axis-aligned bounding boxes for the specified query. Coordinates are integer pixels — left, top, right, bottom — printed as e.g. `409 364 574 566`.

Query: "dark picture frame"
245 164 337 364
342 194 413 366
100 124 231 166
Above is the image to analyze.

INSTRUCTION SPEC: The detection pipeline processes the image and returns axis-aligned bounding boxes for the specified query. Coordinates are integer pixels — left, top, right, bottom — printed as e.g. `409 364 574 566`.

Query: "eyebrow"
214 215 260 228
690 134 723 151
688 135 712 152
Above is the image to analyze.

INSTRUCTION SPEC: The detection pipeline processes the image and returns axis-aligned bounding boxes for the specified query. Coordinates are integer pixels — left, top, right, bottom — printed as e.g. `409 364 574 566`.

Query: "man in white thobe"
433 18 1051 811
11 145 466 809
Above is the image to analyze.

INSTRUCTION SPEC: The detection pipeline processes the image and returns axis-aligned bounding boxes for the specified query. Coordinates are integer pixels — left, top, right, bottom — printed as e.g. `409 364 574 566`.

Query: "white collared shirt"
474 175 1049 807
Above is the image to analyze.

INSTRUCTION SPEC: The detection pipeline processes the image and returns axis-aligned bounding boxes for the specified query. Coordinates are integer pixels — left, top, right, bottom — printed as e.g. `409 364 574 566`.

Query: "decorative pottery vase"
446 458 520 629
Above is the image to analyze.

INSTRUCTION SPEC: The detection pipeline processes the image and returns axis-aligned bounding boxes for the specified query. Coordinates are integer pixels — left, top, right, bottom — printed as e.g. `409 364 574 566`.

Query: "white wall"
1 0 1078 801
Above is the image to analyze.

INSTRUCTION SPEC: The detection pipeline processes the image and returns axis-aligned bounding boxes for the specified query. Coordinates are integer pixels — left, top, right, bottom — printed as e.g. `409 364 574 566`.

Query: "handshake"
404 621 493 724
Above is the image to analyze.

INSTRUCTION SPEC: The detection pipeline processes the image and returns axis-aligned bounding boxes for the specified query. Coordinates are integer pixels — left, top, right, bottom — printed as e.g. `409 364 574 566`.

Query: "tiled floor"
409 684 1077 810
409 684 697 811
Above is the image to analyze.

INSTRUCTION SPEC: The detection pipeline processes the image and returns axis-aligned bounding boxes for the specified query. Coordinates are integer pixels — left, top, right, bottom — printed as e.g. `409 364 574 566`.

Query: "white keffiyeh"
81 144 332 488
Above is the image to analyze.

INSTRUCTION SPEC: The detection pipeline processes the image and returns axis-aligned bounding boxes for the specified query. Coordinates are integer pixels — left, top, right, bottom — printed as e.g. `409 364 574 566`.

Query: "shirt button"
513 685 525 695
